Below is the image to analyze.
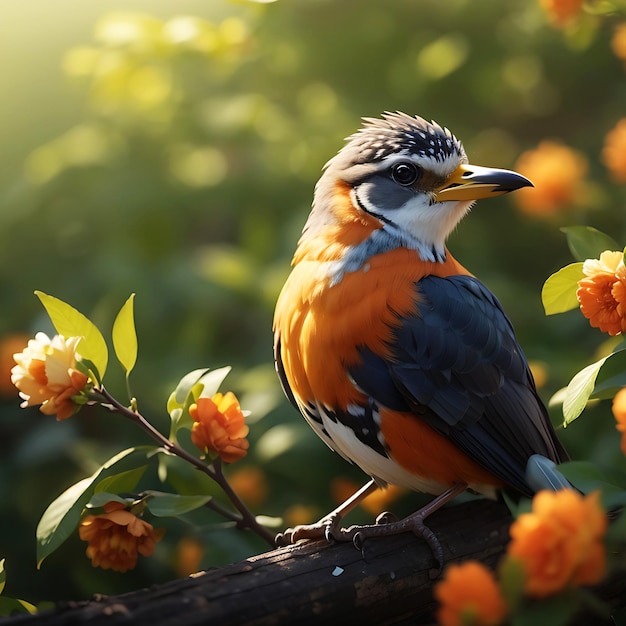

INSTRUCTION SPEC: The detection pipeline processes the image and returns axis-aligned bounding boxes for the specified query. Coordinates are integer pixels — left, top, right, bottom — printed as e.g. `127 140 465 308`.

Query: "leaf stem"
94 386 276 547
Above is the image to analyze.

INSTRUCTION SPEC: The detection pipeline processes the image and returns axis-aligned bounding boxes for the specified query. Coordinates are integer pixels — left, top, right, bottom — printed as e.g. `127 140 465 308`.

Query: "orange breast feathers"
273 192 473 413
274 247 503 491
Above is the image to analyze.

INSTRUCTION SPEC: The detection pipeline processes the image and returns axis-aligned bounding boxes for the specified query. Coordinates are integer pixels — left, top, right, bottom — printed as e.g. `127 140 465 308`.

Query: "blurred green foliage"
1 0 626 606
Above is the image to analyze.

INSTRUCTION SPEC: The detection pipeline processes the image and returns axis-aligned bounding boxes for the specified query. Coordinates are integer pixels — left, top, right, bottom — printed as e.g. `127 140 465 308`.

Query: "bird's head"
305 112 532 264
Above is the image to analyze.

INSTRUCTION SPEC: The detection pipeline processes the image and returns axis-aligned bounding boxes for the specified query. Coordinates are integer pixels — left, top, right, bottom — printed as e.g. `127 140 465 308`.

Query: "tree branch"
4 500 625 625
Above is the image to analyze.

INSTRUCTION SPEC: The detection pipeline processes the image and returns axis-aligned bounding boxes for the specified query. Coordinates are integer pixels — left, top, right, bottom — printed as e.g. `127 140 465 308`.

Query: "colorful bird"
273 112 569 560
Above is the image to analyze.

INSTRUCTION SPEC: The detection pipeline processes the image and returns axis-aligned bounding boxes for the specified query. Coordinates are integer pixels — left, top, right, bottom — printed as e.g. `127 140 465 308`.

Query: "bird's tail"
525 454 573 492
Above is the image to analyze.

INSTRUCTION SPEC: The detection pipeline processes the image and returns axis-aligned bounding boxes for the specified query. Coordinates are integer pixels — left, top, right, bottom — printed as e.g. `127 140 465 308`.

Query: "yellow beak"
435 163 533 202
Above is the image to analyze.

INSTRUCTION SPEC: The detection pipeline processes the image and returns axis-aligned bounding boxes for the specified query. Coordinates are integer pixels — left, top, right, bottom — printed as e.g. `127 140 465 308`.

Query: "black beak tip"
499 173 534 193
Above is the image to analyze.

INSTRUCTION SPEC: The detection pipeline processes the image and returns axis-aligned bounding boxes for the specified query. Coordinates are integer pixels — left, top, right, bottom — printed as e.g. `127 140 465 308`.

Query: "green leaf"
94 465 147 495
167 368 211 438
589 348 626 400
112 293 137 375
36 476 93 569
562 356 607 426
87 492 129 508
156 454 221 497
557 461 611 487
36 446 157 568
561 226 620 262
562 348 626 425
0 596 37 616
144 492 212 517
167 401 184 427
558 461 626 508
35 291 108 381
167 367 231 438
541 262 584 315
166 391 180 416
172 368 212 407
196 366 232 399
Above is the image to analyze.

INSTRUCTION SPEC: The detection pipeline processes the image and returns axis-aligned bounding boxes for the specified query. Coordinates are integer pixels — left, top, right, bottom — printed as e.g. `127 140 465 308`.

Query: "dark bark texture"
4 500 625 625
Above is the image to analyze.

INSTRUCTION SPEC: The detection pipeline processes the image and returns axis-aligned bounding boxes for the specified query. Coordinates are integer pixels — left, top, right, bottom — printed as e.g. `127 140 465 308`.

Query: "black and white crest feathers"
344 111 466 164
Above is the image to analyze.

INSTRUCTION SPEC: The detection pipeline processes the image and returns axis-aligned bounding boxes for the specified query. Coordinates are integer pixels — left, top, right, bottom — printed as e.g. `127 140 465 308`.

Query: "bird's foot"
330 508 444 573
276 506 444 574
275 511 344 546
327 484 466 574
276 478 380 546
276 483 466 576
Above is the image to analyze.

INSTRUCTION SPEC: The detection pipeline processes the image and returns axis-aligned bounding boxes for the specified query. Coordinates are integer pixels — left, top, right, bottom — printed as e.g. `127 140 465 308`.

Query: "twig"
93 386 276 547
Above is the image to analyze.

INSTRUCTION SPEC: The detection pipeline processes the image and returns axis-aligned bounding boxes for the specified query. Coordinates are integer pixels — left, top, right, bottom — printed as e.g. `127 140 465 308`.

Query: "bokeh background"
1 0 625 605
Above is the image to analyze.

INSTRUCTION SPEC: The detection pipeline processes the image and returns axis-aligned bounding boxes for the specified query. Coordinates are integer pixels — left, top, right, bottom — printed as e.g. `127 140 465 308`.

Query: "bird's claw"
375 510 398 525
352 531 366 551
275 512 343 546
276 509 443 574
323 511 443 572
275 525 320 545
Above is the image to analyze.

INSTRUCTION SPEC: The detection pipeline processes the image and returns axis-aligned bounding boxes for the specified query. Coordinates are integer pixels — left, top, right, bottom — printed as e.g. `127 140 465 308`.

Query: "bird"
273 111 569 562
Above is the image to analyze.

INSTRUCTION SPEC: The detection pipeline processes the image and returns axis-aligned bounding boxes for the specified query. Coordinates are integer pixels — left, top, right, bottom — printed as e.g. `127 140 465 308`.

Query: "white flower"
11 332 89 420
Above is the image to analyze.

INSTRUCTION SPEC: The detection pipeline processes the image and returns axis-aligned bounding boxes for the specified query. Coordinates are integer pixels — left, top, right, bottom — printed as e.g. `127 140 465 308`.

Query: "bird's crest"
340 111 466 165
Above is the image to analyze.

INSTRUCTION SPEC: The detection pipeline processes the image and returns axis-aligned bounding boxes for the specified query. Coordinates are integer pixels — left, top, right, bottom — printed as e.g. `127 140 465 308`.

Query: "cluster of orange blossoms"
514 122 626 217
9 329 251 572
10 332 90 420
189 391 249 463
435 490 607 626
435 561 507 626
539 0 583 27
576 250 626 336
79 501 165 573
602 118 626 183
513 141 587 216
508 490 607 598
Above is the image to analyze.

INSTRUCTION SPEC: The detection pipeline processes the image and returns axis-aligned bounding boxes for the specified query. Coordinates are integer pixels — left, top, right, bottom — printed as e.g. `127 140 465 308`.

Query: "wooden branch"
5 500 626 625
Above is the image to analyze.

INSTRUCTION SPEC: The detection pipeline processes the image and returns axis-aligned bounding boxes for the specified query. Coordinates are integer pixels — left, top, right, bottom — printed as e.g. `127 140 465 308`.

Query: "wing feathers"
350 274 568 496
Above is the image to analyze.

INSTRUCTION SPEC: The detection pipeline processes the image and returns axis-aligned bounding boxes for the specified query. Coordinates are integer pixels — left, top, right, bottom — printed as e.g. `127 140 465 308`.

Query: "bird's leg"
275 478 379 546
330 483 468 570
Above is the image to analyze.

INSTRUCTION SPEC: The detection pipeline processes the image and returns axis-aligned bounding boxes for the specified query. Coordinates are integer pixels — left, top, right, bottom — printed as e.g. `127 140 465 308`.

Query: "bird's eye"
391 162 421 186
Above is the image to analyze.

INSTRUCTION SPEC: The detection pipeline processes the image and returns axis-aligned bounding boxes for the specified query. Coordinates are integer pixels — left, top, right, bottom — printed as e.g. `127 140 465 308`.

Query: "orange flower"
283 504 319 528
227 465 268 506
577 251 626 336
175 537 205 577
507 490 607 598
610 24 626 64
435 561 507 626
11 332 90 420
189 392 249 463
602 118 626 183
79 501 165 573
539 0 583 27
514 141 587 216
612 387 626 455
